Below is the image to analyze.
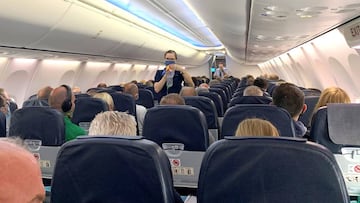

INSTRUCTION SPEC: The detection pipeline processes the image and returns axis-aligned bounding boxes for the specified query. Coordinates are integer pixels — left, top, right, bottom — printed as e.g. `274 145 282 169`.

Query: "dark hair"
253 77 268 90
164 50 177 60
272 83 304 117
61 84 73 112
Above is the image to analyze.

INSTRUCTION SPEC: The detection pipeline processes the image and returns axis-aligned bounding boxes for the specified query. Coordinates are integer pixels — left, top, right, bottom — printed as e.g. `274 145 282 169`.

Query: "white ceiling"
0 0 359 65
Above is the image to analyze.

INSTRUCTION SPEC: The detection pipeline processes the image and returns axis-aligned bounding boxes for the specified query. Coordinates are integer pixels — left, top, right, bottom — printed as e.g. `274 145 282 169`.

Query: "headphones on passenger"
61 84 72 113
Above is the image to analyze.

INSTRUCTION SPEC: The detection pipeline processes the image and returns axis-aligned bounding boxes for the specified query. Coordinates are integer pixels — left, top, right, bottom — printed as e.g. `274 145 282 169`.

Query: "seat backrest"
0 111 6 137
71 97 109 125
184 96 218 129
209 87 228 112
228 96 272 107
298 96 319 127
221 104 295 138
110 92 136 116
9 107 65 146
197 137 349 203
198 91 224 117
210 85 230 103
22 98 49 107
143 105 209 151
311 104 360 153
309 106 342 153
51 136 176 203
326 104 360 196
137 88 154 108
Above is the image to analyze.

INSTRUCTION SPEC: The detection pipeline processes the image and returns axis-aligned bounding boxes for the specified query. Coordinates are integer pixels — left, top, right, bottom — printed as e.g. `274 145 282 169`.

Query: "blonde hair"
235 118 279 137
89 111 137 136
93 92 114 111
314 87 350 111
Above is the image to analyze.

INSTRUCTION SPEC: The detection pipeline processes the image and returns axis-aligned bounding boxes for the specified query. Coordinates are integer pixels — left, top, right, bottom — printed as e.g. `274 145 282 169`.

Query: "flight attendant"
154 50 194 100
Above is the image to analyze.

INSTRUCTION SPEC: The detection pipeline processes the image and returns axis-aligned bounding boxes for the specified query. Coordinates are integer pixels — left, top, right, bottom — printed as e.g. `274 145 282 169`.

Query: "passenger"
214 62 230 80
123 83 147 135
272 83 307 137
195 83 210 94
253 77 270 97
0 88 11 134
49 85 86 141
160 93 185 105
0 138 45 203
154 50 194 100
97 82 107 88
145 80 154 87
235 118 279 137
88 111 137 136
0 95 8 116
37 86 53 100
243 85 263 96
179 86 197 96
313 87 350 112
72 86 82 95
208 79 221 86
92 92 114 111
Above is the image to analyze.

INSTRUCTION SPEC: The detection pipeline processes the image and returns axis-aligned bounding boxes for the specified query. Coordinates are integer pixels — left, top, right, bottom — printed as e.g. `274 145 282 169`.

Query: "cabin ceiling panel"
246 0 360 64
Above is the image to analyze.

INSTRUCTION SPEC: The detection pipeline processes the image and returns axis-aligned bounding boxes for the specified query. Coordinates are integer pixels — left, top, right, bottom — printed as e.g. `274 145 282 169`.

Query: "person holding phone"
154 50 194 100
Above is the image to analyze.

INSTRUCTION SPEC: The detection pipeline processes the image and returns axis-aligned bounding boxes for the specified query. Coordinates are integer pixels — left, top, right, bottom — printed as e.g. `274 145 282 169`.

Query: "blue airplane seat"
197 137 349 203
0 111 6 137
22 98 49 107
183 96 218 129
71 97 108 125
299 95 319 128
210 84 231 102
309 106 340 153
228 96 272 108
221 104 295 138
310 104 360 153
209 87 228 112
137 88 154 108
143 105 209 151
9 107 65 146
108 85 123 92
74 93 91 99
198 91 224 117
110 92 136 116
9 100 18 113
51 136 178 203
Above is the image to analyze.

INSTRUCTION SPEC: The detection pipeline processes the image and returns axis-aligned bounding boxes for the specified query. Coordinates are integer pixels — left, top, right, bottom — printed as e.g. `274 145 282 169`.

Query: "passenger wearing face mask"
154 50 194 100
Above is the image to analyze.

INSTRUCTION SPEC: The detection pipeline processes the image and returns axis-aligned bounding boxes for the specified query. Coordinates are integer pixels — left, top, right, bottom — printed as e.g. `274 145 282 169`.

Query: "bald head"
48 85 74 113
37 86 53 100
0 140 45 203
243 85 263 96
180 87 197 97
123 83 139 100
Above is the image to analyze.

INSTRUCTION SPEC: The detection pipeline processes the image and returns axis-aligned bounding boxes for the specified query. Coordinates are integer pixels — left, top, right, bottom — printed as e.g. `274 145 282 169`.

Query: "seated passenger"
0 138 45 203
123 83 147 135
272 83 307 138
235 118 279 137
49 85 86 141
160 93 185 105
179 86 197 96
37 86 53 100
313 87 350 113
72 86 82 95
243 85 263 96
97 82 107 88
92 92 114 111
88 111 137 136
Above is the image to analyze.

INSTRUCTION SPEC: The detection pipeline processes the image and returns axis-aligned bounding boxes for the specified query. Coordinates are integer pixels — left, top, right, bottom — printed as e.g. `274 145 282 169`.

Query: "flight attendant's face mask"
164 60 176 66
